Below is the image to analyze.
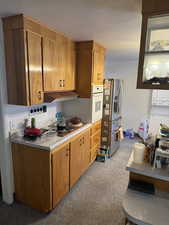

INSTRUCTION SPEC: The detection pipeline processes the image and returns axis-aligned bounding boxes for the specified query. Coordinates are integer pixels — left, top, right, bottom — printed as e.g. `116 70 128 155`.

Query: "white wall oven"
91 85 103 123
62 85 103 123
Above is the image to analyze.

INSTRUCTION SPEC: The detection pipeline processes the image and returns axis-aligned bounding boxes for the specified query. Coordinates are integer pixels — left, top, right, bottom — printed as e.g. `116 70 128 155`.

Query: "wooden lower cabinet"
91 120 102 135
70 135 83 187
12 144 52 212
90 120 102 162
91 144 99 162
12 128 91 212
91 130 101 148
130 172 169 193
81 130 91 173
70 129 90 188
52 144 70 207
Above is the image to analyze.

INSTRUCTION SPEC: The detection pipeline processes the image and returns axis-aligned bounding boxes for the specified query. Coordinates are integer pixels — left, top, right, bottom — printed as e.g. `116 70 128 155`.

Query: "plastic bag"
138 120 149 141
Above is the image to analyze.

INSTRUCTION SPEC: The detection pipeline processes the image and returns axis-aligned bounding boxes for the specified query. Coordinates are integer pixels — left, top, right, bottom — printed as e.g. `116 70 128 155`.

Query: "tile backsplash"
5 102 62 135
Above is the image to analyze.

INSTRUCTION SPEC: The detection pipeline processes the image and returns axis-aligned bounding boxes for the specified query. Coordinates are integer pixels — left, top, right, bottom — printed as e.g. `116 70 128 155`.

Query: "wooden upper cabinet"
3 14 76 105
52 143 70 208
92 48 105 85
43 31 75 92
76 41 105 98
26 31 43 105
137 1 169 90
142 0 169 14
43 37 59 91
65 40 76 91
3 15 43 105
57 35 67 90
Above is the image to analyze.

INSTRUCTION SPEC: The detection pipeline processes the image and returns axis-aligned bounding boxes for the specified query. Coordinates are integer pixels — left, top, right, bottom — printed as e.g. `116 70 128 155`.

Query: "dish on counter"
67 117 84 128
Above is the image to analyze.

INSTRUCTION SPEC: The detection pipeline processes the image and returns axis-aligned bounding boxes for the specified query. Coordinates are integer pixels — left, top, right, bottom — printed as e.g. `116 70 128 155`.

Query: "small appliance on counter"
23 113 86 140
67 117 84 128
56 114 84 137
24 118 42 140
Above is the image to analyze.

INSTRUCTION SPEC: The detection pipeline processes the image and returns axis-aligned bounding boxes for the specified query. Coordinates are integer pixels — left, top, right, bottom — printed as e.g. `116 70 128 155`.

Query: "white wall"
5 103 62 135
105 59 152 131
149 105 169 135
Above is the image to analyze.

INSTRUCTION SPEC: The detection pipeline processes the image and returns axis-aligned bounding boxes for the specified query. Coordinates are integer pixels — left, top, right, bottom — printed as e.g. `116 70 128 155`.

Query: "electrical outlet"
29 105 47 115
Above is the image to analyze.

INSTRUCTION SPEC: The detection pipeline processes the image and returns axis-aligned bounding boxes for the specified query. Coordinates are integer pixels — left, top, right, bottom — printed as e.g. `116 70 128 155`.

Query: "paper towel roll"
133 143 145 164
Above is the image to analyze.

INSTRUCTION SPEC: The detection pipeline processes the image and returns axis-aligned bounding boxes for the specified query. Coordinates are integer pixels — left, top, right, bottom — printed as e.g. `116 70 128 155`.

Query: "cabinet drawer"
91 120 102 136
91 130 101 148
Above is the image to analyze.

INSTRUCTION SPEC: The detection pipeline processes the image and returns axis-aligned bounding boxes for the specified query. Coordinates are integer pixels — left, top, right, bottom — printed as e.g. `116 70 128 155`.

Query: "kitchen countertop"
126 150 169 182
11 123 92 151
123 189 169 225
123 151 169 225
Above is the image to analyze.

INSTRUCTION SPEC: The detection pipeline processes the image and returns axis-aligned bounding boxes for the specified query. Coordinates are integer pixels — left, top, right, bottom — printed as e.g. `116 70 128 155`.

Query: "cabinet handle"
66 153 69 157
59 80 62 87
63 80 65 87
38 91 42 100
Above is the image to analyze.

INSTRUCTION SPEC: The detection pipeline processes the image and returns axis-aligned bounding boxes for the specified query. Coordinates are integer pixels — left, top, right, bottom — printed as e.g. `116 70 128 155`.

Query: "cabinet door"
70 130 91 188
92 50 105 85
91 144 99 162
12 144 52 212
52 144 69 207
64 40 75 91
70 134 83 188
26 31 43 105
81 130 91 172
99 52 105 83
43 37 62 91
57 35 67 90
91 120 102 136
76 49 93 98
91 130 101 148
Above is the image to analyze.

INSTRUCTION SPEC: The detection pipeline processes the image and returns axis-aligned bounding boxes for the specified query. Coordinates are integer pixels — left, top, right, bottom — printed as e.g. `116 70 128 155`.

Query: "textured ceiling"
0 0 142 61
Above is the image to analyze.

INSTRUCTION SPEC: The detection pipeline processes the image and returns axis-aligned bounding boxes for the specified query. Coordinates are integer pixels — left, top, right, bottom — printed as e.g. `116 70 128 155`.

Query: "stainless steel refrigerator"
101 79 123 158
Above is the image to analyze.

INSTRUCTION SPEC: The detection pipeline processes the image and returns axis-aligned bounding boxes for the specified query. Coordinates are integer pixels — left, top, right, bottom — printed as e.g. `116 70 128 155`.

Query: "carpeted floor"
0 138 135 225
